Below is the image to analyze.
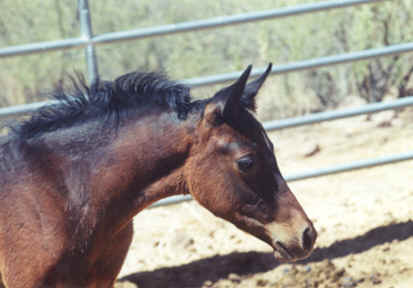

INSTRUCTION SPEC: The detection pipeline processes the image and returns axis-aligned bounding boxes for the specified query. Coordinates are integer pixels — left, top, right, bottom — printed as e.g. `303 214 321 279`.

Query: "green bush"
0 0 412 121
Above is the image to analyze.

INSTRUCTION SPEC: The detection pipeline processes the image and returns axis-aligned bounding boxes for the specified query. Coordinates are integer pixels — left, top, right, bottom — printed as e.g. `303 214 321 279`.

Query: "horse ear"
204 65 252 125
241 63 272 112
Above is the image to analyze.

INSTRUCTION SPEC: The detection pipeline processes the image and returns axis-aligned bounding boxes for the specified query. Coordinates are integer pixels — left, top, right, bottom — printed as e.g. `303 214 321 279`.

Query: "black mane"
12 71 192 139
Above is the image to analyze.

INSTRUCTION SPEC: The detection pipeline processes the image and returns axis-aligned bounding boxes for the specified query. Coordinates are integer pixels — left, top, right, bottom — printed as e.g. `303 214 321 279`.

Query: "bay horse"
0 64 316 288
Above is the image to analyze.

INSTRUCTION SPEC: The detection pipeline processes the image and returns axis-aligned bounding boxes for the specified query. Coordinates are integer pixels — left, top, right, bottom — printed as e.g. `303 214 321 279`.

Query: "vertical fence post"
78 0 99 85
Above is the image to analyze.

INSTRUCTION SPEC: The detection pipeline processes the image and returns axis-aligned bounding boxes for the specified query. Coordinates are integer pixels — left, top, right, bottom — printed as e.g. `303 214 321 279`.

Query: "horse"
0 64 316 287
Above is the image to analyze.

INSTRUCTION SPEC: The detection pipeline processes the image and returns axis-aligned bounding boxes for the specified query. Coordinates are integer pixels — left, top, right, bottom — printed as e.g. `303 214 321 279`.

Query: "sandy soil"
115 105 413 288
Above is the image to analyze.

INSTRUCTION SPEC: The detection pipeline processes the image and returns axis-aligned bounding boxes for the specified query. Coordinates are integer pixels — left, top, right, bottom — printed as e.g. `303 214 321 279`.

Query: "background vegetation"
0 0 412 121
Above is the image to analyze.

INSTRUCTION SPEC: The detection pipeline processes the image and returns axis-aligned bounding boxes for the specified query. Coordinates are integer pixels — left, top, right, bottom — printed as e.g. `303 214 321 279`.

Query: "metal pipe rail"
152 151 413 207
0 0 385 58
93 0 386 45
285 152 413 182
79 0 99 85
1 43 413 120
183 42 413 88
264 96 413 131
0 101 56 120
1 90 412 130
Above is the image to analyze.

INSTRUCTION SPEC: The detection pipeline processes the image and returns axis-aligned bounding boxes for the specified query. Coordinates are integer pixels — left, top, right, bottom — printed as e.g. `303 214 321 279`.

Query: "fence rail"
2 43 413 119
184 42 413 88
1 0 412 208
0 0 386 59
79 0 99 84
153 151 413 207
264 96 413 131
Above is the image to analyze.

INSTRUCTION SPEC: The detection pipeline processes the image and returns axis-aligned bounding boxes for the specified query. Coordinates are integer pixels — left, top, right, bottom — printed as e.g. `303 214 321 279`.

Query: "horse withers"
0 64 316 287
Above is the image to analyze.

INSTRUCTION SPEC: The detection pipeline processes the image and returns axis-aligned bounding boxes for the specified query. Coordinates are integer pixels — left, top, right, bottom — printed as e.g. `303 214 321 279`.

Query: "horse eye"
237 156 254 172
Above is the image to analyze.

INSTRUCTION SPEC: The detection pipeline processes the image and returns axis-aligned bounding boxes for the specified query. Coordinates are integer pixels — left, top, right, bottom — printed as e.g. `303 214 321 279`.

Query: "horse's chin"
272 246 294 263
272 249 302 263
272 242 312 263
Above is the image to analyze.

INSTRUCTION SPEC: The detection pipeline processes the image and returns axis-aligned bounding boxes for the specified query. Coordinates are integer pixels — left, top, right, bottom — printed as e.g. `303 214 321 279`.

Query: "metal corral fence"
1 0 413 207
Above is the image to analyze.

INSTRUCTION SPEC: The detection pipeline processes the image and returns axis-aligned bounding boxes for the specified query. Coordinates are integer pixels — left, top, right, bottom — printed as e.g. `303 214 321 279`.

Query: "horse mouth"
273 241 293 261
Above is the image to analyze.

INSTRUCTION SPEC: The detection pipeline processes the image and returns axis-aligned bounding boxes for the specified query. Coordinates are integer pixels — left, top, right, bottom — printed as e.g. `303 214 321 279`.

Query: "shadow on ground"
118 220 413 288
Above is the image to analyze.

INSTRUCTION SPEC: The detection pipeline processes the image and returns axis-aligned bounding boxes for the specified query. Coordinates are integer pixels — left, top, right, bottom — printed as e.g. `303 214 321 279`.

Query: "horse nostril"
302 227 316 251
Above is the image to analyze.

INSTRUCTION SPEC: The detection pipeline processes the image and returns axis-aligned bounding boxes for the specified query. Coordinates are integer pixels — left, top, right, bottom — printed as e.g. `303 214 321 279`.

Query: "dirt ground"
115 104 413 288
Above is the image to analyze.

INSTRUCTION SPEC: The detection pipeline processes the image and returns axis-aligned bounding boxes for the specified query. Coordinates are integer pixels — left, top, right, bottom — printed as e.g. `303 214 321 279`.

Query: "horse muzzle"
267 221 317 262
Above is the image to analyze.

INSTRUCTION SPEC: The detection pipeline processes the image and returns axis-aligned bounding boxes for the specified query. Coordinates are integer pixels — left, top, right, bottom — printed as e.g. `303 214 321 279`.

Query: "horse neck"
88 110 196 233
